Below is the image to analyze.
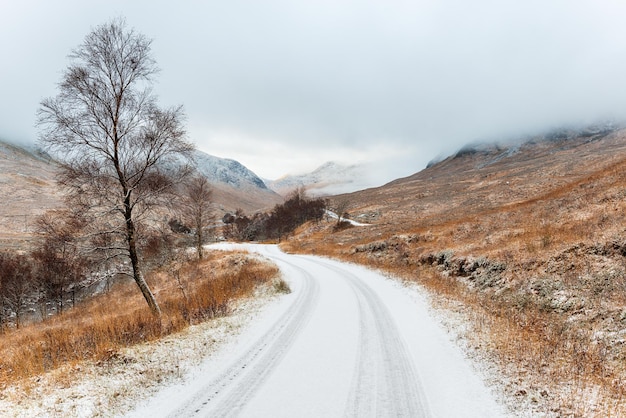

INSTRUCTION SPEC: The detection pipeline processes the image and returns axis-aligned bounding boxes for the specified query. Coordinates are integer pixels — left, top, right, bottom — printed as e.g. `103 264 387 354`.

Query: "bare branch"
36 18 193 316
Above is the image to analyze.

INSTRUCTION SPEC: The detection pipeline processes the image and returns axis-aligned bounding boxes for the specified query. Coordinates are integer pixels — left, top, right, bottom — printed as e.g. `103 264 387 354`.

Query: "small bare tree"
37 18 193 316
179 175 213 259
32 211 88 316
0 253 34 329
332 197 351 225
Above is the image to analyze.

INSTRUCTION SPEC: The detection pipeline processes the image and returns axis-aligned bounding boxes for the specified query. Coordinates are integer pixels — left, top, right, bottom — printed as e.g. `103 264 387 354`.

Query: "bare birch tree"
332 197 351 225
0 253 34 329
37 18 193 316
33 211 88 316
179 175 213 259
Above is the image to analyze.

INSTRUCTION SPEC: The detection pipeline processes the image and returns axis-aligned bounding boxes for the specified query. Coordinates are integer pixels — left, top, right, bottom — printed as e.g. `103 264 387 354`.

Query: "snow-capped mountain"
187 150 282 213
268 161 377 197
190 150 268 190
0 141 281 246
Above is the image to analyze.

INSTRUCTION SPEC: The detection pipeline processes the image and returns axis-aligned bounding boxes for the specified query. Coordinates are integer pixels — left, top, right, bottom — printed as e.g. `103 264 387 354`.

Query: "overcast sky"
2 1 626 183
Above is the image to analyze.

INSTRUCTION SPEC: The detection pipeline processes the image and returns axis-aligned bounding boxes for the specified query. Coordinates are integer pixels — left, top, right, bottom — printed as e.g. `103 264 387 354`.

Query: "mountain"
268 161 376 197
189 150 282 215
285 124 626 415
190 151 269 190
0 141 282 249
336 123 624 223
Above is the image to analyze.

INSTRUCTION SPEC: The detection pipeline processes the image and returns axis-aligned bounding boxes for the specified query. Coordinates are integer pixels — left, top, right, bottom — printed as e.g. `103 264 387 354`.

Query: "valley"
2 125 626 416
282 125 626 416
0 141 282 250
4 5 626 416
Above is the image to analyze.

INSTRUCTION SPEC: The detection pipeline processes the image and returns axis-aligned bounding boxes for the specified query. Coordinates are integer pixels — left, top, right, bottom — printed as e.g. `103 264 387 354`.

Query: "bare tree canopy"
331 197 351 225
0 253 34 329
37 18 194 316
178 175 213 259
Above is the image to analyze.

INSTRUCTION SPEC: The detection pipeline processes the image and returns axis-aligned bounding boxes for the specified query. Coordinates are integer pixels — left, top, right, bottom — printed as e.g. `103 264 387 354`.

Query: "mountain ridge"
190 150 269 190
283 125 626 416
267 161 376 197
0 140 281 248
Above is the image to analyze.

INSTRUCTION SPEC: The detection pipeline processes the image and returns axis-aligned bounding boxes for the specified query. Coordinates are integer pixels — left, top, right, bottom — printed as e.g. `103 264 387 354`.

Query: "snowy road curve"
130 244 506 417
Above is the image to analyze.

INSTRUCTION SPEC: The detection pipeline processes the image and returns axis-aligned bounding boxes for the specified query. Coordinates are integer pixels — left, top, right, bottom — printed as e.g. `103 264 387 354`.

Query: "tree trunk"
196 220 204 260
125 211 161 317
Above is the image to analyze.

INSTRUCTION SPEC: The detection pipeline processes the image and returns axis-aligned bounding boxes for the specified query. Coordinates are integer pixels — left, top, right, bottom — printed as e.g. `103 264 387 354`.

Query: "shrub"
332 220 353 232
0 250 279 386
272 278 292 294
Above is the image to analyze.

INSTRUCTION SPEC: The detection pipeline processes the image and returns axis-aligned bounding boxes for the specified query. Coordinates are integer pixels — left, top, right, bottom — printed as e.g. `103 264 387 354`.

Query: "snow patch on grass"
0 284 282 417
397 278 555 417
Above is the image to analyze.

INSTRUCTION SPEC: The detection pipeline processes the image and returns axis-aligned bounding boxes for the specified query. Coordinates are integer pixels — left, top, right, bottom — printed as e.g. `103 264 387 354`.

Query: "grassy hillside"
0 250 279 388
284 127 626 416
0 141 61 250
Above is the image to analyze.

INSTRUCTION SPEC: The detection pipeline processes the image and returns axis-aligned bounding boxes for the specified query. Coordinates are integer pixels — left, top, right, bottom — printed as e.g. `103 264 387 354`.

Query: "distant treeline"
222 191 326 241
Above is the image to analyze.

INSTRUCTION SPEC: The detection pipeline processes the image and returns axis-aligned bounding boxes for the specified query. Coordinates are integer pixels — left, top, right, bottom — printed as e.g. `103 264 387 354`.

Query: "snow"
325 210 370 226
268 161 375 197
1 244 513 417
0 282 283 417
190 150 268 190
130 244 508 417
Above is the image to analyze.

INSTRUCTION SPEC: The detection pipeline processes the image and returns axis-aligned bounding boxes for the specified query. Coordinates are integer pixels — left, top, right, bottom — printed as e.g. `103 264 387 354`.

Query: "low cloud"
3 1 626 180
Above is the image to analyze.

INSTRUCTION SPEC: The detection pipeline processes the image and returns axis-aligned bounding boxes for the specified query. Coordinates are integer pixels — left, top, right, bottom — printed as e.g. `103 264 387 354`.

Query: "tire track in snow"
166 259 319 418
313 259 431 418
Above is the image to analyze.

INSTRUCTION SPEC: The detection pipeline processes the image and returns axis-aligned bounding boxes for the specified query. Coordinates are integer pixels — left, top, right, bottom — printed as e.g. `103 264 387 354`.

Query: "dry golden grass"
0 250 278 389
284 130 626 416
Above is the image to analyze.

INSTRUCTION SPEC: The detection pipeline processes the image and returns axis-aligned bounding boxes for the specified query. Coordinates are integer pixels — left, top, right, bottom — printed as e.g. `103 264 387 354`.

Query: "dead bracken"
282 128 626 417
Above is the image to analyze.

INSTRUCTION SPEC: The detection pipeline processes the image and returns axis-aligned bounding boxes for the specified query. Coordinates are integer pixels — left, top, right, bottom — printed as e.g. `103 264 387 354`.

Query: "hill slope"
0 141 62 249
284 126 626 416
344 124 625 224
0 141 282 248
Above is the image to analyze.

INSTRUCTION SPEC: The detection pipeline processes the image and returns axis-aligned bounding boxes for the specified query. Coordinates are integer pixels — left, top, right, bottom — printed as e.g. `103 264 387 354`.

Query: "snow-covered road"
129 244 506 417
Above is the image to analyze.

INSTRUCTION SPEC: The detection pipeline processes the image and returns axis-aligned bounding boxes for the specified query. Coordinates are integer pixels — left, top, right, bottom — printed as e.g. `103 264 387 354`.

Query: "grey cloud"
2 1 626 180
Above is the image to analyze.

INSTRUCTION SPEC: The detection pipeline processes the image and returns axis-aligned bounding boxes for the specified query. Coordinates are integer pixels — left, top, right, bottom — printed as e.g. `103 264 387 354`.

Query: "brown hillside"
346 128 626 227
210 182 282 218
285 127 626 416
0 143 61 250
0 142 281 250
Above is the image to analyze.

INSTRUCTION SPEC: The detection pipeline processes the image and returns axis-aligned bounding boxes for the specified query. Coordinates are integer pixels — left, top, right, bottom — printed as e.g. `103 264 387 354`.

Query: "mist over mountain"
267 161 381 197
267 122 623 198
1 119 620 248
